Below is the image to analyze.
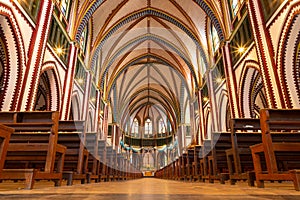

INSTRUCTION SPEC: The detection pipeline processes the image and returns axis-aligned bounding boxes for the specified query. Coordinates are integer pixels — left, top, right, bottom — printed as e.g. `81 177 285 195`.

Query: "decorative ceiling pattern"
74 0 225 136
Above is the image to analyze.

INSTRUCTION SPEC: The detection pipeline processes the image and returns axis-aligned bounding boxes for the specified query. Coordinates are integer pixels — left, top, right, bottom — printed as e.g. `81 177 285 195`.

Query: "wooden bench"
171 160 176 180
98 140 107 182
250 109 300 190
179 153 187 181
186 148 194 181
116 153 125 181
124 159 130 180
174 158 180 180
192 145 202 181
0 124 14 172
58 120 89 185
0 111 66 189
200 140 211 182
226 118 260 186
106 146 117 181
86 132 100 183
207 132 231 184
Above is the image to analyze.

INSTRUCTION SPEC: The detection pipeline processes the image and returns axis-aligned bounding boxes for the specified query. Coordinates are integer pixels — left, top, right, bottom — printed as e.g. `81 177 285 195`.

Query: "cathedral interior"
1 0 300 198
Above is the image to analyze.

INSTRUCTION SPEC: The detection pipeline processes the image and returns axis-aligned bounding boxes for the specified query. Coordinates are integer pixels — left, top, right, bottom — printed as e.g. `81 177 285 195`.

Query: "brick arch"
277 3 300 108
204 108 211 140
0 4 26 110
86 109 94 132
40 62 62 111
34 68 60 111
218 90 229 132
239 61 267 118
75 0 225 43
34 73 50 111
70 91 81 120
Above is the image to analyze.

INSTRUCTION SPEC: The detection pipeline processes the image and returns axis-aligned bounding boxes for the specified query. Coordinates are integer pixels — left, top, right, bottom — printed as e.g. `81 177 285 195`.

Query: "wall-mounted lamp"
77 78 84 84
238 46 245 54
215 77 223 84
55 46 64 56
91 98 96 102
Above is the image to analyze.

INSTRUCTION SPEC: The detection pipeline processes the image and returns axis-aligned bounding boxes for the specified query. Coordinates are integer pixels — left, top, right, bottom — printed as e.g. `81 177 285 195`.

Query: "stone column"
18 0 54 110
81 72 92 121
60 43 79 119
197 90 205 144
207 71 219 132
222 44 240 118
247 0 285 108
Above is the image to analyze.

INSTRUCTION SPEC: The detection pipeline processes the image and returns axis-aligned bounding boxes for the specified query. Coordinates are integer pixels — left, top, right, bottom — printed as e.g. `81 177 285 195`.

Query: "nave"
2 0 300 197
1 178 300 200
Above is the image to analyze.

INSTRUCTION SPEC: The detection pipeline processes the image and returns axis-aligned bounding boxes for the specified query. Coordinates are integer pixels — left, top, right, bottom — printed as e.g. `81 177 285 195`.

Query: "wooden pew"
192 145 202 181
174 158 180 180
124 159 130 180
98 140 107 182
179 153 187 181
58 120 88 185
250 109 300 190
200 140 211 182
186 148 194 181
207 132 231 184
0 111 66 189
116 153 125 181
226 118 260 186
171 160 176 180
86 132 100 183
106 146 116 181
0 124 14 172
170 161 176 180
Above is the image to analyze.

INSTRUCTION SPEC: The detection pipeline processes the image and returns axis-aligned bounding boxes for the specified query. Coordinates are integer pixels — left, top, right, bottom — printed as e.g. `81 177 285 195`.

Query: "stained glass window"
80 27 88 53
211 25 220 52
132 118 139 136
229 0 244 18
145 118 152 137
158 118 166 134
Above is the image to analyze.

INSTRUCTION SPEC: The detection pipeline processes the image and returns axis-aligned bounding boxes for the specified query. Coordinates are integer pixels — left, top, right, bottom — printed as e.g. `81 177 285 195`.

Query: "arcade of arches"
1 0 300 197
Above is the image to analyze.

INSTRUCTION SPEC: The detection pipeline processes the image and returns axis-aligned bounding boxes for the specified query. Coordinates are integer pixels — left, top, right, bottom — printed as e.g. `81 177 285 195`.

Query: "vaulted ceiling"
73 0 225 135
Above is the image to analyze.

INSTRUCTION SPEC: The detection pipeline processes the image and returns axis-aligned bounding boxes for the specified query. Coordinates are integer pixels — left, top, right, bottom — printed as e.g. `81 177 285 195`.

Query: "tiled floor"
1 178 300 199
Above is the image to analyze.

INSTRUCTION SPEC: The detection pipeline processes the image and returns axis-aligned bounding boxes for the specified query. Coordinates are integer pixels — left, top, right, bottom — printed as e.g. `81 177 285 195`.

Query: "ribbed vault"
73 0 225 147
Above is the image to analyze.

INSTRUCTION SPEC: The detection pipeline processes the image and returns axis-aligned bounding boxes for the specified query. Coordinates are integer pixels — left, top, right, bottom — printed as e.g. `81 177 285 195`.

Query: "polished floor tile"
1 178 300 199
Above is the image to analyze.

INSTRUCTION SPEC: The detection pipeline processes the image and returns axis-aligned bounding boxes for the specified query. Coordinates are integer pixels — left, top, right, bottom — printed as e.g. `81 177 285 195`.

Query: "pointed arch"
70 91 81 120
75 0 225 43
34 64 61 111
277 3 300 108
40 61 62 111
239 60 267 118
86 109 94 132
0 4 26 110
218 89 230 132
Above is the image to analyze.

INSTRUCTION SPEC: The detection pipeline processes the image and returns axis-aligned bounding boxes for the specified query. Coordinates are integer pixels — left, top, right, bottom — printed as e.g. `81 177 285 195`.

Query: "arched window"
211 25 220 52
145 118 152 137
158 118 166 134
57 0 71 18
80 26 88 53
17 0 41 21
167 119 172 132
131 118 139 137
229 0 244 18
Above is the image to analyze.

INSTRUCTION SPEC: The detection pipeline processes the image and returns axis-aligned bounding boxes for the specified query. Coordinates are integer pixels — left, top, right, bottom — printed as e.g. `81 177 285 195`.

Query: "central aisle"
1 178 300 199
